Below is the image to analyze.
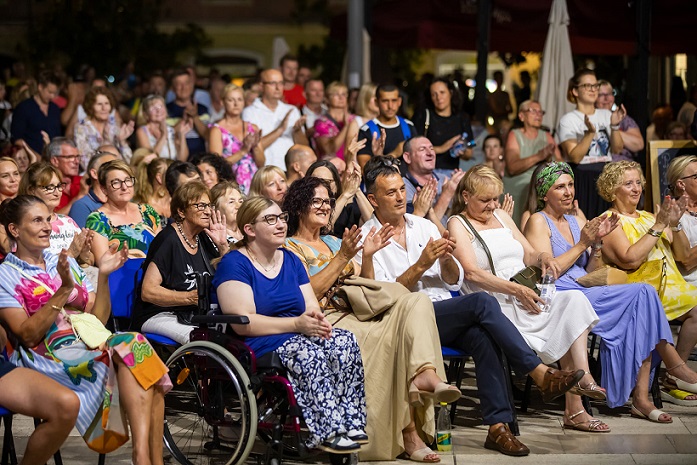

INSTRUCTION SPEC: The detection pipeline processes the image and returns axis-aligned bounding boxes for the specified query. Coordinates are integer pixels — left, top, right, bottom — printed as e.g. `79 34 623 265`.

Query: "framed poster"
648 140 697 207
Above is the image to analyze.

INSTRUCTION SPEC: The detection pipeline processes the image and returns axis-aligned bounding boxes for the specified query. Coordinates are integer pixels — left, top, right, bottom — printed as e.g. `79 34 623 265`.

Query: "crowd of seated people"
2 58 697 464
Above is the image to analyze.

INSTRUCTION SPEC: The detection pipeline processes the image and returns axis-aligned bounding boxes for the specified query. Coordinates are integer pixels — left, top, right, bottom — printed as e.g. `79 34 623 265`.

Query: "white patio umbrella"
271 36 290 69
535 0 575 135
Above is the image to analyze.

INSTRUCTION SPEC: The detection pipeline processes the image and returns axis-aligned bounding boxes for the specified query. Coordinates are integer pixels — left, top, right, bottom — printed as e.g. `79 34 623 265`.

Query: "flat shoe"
666 373 697 394
661 388 697 406
403 447 440 463
409 381 462 407
484 424 530 457
630 403 672 424
319 435 361 453
563 409 611 433
347 429 369 444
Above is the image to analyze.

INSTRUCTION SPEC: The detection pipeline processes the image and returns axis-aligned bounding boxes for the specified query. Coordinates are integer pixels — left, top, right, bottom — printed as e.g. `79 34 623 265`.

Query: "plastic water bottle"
449 131 470 158
436 402 452 452
538 270 556 312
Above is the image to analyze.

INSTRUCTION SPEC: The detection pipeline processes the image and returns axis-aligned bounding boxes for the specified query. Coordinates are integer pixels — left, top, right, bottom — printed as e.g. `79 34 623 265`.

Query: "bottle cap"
440 402 447 406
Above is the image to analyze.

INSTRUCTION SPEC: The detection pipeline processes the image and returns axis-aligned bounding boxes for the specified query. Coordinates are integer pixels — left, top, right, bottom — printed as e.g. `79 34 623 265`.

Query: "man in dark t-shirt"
166 69 210 157
357 84 414 169
11 71 62 154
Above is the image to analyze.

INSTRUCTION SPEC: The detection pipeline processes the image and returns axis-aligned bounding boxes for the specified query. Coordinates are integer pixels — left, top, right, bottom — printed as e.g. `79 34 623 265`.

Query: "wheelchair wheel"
164 341 257 465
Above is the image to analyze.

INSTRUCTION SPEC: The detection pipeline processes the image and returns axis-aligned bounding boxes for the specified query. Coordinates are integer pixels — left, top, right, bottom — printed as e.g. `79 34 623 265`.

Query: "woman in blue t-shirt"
213 196 368 454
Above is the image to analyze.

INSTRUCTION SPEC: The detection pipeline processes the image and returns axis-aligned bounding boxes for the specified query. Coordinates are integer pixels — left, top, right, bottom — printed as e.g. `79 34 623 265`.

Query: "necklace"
246 246 277 273
176 221 199 249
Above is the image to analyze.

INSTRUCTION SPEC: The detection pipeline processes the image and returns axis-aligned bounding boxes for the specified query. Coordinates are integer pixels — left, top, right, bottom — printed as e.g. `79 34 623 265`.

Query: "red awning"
331 0 696 55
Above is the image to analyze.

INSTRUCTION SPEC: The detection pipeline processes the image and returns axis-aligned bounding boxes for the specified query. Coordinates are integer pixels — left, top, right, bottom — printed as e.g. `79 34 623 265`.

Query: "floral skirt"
10 331 172 453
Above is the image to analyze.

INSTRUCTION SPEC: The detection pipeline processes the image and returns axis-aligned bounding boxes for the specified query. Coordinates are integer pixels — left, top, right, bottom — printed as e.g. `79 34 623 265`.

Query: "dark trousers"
433 292 541 425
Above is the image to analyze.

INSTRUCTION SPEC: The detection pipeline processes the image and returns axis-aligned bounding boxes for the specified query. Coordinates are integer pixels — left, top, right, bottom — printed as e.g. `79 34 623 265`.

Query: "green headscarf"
535 162 574 211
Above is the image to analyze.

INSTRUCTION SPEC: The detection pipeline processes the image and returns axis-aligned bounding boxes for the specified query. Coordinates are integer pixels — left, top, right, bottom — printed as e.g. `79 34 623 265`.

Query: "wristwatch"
647 228 662 237
671 222 683 232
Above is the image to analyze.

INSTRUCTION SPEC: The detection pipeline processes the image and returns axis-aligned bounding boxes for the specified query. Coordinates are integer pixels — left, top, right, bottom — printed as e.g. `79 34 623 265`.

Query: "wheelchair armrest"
190 314 250 325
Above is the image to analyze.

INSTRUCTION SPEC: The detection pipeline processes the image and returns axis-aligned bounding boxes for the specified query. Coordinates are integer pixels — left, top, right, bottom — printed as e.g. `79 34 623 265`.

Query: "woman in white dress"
447 164 609 432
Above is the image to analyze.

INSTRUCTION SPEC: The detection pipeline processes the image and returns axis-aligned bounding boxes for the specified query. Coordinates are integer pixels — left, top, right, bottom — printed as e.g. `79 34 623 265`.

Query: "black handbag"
177 233 217 325
457 214 542 296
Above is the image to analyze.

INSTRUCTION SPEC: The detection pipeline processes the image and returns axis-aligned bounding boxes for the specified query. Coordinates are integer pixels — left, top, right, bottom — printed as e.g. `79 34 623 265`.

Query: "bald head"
285 144 317 180
260 69 284 104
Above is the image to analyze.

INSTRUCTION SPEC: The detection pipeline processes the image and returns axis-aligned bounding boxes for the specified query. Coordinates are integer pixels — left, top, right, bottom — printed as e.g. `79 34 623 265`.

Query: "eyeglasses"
40 182 68 194
110 177 136 189
576 83 600 91
252 212 289 225
262 81 283 87
55 155 80 161
190 202 213 211
523 108 546 116
680 173 697 181
311 197 336 209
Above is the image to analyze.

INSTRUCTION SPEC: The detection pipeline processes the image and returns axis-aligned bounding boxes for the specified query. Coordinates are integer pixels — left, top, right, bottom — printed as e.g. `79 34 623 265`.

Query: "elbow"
141 287 157 304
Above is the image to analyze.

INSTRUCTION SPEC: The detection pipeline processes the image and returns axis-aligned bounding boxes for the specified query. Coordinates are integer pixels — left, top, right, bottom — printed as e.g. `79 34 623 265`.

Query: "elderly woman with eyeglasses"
503 100 561 224
597 161 697 407
133 181 228 345
85 160 161 267
136 94 190 161
17 162 89 257
558 68 627 219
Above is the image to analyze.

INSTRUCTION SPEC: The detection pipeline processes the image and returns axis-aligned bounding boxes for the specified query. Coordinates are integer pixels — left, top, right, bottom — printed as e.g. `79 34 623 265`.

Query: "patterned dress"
85 204 160 259
210 123 258 194
313 114 354 159
74 119 133 166
0 251 171 453
49 214 81 255
611 209 697 320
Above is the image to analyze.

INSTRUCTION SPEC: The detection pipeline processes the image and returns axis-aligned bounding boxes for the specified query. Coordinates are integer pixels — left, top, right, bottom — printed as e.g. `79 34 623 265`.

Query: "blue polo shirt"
68 189 103 228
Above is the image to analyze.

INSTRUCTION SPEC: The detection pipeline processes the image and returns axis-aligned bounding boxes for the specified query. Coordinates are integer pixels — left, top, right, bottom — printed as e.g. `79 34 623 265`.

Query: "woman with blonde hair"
345 83 378 161
133 157 172 223
667 155 697 286
0 156 20 202
597 160 697 406
313 81 355 160
136 94 190 161
210 181 245 244
248 165 287 203
208 83 264 194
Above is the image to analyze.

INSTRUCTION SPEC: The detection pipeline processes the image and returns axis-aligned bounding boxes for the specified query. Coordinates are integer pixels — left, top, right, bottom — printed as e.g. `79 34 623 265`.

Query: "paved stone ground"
4 359 697 465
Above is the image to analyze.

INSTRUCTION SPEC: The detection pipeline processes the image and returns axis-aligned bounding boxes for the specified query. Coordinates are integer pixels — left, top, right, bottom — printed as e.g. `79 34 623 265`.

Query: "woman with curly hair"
191 152 235 190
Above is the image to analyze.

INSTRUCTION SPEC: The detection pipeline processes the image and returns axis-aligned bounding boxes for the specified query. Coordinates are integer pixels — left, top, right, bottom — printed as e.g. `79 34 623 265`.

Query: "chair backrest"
108 258 146 320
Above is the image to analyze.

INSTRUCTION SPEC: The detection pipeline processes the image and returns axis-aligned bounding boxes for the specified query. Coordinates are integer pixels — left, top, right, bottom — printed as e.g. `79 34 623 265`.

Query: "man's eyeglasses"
263 81 283 87
311 197 336 209
576 83 600 91
110 177 136 189
252 212 289 225
190 202 213 211
41 182 68 194
680 173 697 182
523 108 546 116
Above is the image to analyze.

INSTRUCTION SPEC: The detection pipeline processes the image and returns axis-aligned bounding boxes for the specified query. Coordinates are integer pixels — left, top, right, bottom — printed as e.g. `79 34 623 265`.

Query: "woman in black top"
412 77 475 178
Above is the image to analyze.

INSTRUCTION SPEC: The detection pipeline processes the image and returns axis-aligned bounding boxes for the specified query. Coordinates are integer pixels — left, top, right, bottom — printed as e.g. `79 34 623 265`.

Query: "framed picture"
648 139 697 208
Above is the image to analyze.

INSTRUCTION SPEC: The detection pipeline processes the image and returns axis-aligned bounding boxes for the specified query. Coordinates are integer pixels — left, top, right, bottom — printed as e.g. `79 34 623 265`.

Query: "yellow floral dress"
613 210 697 320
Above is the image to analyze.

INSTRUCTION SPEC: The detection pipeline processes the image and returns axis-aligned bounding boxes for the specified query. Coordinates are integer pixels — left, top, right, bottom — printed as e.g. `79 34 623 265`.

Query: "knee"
55 390 80 426
470 292 501 314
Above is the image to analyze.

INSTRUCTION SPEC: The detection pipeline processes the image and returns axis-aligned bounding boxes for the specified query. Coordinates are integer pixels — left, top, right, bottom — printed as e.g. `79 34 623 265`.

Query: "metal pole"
635 0 651 134
347 0 364 89
474 0 492 124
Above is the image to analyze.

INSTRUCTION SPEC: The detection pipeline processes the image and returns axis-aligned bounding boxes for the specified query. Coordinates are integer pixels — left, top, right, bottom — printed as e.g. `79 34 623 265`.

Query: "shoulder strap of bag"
456 214 497 276
6 262 56 296
397 116 412 139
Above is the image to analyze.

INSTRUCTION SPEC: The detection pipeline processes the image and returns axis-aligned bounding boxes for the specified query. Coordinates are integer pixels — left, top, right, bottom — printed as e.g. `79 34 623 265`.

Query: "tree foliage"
20 0 210 76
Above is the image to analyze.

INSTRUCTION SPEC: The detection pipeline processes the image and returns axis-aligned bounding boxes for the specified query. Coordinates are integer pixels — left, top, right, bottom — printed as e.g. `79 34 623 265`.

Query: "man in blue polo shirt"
11 71 62 154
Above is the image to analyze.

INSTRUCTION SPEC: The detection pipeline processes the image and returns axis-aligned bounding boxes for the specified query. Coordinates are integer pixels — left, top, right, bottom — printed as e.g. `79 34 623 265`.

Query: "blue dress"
542 212 673 408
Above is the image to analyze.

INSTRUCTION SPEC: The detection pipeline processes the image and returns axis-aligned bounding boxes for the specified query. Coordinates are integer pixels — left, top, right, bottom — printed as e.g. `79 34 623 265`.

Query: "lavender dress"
542 212 673 408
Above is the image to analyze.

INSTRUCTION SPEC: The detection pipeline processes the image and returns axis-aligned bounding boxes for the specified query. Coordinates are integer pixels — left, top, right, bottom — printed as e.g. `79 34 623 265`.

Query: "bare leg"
632 357 671 421
676 307 697 361
114 354 155 465
402 406 439 462
149 386 165 465
559 348 609 431
411 367 448 392
0 368 79 465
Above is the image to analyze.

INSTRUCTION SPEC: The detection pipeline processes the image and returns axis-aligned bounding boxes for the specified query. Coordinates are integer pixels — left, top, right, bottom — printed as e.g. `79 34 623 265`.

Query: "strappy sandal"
402 426 440 463
630 403 672 424
661 388 697 406
568 371 607 400
563 409 611 433
665 361 697 394
319 435 361 453
408 381 462 407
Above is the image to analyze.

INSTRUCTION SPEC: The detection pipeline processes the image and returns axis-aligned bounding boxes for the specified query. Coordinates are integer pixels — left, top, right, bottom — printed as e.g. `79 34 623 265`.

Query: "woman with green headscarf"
524 161 697 422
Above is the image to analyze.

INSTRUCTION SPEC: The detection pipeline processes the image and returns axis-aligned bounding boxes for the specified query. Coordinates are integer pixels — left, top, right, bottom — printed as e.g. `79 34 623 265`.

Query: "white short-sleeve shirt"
242 98 300 171
557 109 614 164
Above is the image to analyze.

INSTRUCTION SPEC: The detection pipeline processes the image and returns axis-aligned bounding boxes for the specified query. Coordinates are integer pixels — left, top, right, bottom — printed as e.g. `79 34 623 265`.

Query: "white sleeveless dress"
452 212 598 364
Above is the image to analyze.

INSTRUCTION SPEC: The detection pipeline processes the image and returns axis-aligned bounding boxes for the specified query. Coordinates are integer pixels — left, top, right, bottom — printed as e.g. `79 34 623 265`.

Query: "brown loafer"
484 424 530 457
538 368 585 403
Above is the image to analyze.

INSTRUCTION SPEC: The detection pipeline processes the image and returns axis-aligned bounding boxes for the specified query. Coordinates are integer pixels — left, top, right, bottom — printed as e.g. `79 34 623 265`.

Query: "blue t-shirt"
213 248 310 357
68 189 103 228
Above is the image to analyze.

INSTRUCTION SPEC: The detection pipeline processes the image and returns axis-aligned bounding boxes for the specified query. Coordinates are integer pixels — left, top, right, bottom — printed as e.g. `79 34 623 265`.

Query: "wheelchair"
143 271 354 465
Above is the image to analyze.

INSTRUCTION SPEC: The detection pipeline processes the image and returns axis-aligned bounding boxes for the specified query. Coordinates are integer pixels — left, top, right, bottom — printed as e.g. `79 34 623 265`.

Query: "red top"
57 175 82 210
283 84 306 108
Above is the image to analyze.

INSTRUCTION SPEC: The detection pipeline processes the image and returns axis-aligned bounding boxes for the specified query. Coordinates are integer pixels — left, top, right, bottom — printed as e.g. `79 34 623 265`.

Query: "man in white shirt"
242 68 308 170
357 156 585 457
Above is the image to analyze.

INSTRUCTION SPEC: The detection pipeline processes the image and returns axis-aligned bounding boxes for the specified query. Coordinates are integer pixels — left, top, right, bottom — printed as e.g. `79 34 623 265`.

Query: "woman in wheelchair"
213 196 369 454
0 195 172 465
133 181 230 344
283 176 460 462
